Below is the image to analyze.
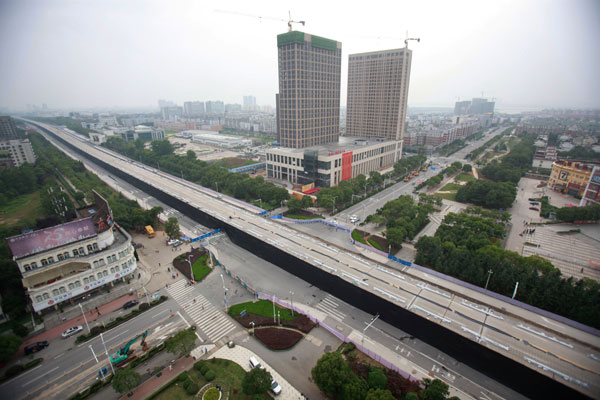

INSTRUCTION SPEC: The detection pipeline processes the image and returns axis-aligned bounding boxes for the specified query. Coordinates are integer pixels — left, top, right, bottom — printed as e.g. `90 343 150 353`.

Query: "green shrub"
5 364 24 378
194 360 205 371
177 371 188 381
200 364 209 375
186 382 199 395
23 358 43 369
139 303 150 311
90 325 103 335
204 370 216 381
348 353 356 361
11 322 28 337
183 379 191 389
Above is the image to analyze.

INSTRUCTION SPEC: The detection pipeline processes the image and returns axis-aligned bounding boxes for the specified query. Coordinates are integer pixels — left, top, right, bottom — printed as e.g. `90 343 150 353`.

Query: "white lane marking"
105 329 129 344
22 366 59 386
53 352 65 360
152 309 169 319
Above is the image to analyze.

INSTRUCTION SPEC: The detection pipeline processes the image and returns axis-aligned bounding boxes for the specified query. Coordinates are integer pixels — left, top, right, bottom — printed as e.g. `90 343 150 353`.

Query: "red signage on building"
341 152 353 181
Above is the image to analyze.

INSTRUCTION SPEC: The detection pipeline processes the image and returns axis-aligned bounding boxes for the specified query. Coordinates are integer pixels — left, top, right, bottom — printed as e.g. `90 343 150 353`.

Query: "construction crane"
405 36 420 47
214 9 305 32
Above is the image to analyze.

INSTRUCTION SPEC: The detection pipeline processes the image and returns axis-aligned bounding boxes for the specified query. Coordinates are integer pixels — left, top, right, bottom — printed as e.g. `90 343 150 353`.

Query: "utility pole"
100 333 115 375
89 345 105 381
289 291 294 317
484 269 493 290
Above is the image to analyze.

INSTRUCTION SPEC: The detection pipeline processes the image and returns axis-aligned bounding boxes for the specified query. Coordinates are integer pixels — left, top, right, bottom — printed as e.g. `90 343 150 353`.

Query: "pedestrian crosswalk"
167 280 236 342
316 295 347 321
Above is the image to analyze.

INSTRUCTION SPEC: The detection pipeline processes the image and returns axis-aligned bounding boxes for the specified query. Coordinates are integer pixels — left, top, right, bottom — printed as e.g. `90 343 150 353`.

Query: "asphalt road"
0 298 187 400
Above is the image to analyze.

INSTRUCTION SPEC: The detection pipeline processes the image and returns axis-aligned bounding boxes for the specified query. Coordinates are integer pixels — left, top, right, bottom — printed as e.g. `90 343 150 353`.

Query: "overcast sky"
1 0 599 112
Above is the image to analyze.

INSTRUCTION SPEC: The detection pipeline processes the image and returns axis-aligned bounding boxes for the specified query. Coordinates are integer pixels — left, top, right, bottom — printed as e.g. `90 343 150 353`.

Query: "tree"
386 226 407 249
405 392 419 400
301 195 314 209
112 368 141 394
242 367 272 395
341 375 368 400
150 139 174 156
367 367 387 390
165 329 197 357
287 198 302 213
0 334 22 362
311 352 353 398
186 149 196 160
462 164 472 172
165 217 180 239
366 388 396 400
421 378 450 400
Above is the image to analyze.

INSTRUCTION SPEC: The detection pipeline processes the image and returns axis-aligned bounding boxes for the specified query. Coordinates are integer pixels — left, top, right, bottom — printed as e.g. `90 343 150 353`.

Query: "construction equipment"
404 36 420 47
110 330 148 364
214 9 304 31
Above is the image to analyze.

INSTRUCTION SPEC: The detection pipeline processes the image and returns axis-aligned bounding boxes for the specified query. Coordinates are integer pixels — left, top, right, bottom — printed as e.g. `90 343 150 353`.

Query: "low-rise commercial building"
7 192 137 313
266 136 401 187
548 160 594 197
186 130 252 148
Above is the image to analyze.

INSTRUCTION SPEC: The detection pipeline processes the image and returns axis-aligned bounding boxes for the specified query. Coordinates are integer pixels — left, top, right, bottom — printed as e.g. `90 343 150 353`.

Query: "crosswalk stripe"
322 297 339 307
206 323 236 340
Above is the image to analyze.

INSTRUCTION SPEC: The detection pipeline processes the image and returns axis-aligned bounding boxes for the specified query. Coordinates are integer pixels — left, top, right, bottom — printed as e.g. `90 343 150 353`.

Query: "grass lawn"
212 158 257 169
440 183 463 191
351 229 368 245
368 238 383 250
455 173 476 183
0 192 43 227
153 359 249 400
284 214 323 220
228 299 295 321
434 193 457 201
192 254 211 281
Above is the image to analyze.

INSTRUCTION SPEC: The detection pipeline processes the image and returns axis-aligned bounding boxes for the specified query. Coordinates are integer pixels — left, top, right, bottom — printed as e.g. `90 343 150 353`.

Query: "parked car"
167 239 179 246
249 356 263 369
62 325 83 338
122 300 139 309
529 207 539 211
24 341 49 355
528 198 536 201
173 240 183 248
132 242 143 249
350 215 358 223
271 380 282 395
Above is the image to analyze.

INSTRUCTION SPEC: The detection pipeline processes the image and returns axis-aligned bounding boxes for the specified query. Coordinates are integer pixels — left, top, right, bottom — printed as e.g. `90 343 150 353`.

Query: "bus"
145 225 155 238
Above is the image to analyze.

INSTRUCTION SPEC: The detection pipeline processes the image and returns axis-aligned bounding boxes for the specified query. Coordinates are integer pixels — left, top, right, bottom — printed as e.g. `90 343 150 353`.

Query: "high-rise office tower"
243 96 256 111
346 48 412 141
277 31 342 148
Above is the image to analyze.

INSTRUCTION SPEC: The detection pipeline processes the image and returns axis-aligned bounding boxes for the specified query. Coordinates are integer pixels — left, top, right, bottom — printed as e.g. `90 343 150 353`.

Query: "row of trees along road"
365 194 439 249
103 137 289 210
415 208 600 329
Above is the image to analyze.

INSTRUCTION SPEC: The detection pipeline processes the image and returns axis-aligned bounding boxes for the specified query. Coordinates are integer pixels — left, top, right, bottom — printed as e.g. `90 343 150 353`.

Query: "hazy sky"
1 0 599 111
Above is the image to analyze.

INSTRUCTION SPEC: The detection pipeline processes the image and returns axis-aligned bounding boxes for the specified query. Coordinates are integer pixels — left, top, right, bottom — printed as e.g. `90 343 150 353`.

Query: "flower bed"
235 312 316 333
254 327 303 350
173 247 207 281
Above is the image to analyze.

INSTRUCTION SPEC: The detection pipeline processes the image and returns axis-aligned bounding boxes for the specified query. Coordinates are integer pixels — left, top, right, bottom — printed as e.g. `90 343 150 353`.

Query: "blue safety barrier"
190 228 222 242
388 254 412 267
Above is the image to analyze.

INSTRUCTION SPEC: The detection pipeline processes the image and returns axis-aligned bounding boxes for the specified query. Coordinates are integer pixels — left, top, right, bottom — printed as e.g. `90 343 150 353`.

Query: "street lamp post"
141 285 151 304
250 321 255 334
332 196 338 215
484 269 494 290
220 274 228 311
99 333 115 375
388 244 392 255
512 281 519 299
79 303 90 333
289 291 294 317
362 313 380 347
277 311 281 325
272 296 276 323
89 345 105 381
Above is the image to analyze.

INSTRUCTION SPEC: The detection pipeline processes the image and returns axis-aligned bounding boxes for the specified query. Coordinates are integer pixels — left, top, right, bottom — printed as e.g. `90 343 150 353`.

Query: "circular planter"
202 387 221 400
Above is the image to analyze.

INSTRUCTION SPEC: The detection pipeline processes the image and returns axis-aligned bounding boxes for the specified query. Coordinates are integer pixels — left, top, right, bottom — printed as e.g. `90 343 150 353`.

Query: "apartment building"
346 48 412 141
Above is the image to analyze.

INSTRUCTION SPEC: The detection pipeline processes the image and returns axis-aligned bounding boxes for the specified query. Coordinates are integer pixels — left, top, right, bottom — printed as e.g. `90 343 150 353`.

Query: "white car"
350 215 358 223
271 380 282 395
62 325 83 338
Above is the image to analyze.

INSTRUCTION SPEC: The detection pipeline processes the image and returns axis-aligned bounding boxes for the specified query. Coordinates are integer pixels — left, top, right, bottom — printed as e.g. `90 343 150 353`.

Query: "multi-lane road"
25 120 600 399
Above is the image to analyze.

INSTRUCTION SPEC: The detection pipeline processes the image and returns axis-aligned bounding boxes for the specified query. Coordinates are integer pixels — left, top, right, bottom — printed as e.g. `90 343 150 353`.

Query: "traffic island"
254 327 303 350
172 247 211 282
228 300 317 333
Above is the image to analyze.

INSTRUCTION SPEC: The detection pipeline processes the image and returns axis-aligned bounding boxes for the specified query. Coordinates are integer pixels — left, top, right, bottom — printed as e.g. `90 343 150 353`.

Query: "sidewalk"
122 355 196 400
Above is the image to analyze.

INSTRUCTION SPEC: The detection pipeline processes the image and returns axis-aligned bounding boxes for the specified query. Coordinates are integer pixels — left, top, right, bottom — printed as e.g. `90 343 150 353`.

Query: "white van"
249 356 263 369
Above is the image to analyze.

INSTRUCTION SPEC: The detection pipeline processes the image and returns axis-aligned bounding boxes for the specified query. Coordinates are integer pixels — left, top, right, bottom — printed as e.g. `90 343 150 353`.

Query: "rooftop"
270 136 398 156
8 218 97 259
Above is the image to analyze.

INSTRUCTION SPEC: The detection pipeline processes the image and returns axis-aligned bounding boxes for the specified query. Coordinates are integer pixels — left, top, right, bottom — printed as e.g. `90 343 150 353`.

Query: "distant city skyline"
1 0 599 111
